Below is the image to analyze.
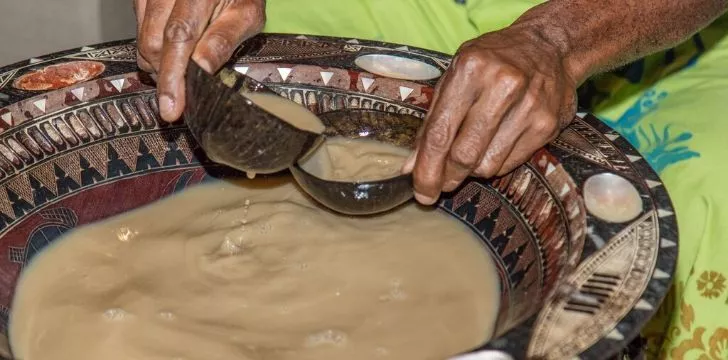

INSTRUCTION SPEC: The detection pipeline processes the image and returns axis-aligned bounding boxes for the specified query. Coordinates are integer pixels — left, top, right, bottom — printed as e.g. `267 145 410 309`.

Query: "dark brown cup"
290 109 421 216
184 62 324 175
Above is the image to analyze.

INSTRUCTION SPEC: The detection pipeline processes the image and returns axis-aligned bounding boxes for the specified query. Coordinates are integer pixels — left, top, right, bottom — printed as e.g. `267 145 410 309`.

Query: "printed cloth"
264 1 728 358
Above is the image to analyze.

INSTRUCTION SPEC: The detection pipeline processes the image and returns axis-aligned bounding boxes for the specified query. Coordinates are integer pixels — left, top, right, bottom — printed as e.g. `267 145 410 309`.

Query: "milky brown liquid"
11 178 500 360
244 92 326 134
299 137 411 182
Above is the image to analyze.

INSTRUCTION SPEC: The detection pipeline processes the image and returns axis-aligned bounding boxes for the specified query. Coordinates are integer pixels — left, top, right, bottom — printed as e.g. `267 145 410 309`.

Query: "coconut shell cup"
184 62 324 175
290 109 420 216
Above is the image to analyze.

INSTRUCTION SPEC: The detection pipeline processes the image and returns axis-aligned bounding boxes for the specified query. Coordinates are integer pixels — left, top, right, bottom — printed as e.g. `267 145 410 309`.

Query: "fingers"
134 0 154 73
492 109 560 176
192 0 266 73
410 65 479 205
441 74 526 192
156 0 218 122
138 0 175 73
473 92 559 178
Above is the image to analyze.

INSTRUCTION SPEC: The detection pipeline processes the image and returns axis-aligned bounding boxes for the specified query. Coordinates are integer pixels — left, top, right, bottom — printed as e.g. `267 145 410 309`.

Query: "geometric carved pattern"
553 119 634 173
0 70 18 91
7 247 24 263
29 161 58 195
6 173 33 206
111 136 141 172
66 44 137 62
273 85 426 119
79 143 110 178
528 211 660 359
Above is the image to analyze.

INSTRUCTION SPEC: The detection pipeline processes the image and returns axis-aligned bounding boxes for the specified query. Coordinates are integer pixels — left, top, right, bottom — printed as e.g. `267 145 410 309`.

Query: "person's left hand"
402 25 579 205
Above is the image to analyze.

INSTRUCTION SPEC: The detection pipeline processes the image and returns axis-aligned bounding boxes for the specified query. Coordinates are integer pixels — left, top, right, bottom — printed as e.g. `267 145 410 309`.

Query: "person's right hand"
133 0 266 123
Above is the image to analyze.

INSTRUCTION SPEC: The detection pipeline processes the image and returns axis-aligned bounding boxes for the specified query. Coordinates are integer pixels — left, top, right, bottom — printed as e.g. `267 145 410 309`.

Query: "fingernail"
158 94 175 122
195 57 214 74
401 149 418 174
444 180 460 191
414 192 437 206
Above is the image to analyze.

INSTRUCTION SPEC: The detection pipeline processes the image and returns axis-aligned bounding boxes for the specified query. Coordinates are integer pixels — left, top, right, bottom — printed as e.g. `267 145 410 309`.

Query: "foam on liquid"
11 178 500 360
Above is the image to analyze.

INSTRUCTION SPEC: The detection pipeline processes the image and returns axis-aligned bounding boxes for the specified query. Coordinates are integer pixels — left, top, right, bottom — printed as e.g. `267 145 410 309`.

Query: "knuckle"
164 18 196 43
497 66 527 89
475 160 499 179
242 3 266 31
531 115 558 134
138 35 163 59
457 48 488 71
205 32 234 56
449 142 481 169
423 123 452 153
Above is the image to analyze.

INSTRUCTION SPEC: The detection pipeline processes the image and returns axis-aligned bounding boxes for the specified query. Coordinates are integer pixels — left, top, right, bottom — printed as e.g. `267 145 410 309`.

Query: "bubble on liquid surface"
379 278 407 301
158 311 176 321
304 329 348 348
115 226 138 242
583 173 643 223
103 308 128 321
354 54 441 81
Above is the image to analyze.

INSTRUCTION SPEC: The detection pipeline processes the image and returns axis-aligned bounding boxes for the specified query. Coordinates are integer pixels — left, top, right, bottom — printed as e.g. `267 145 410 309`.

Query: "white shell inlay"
277 67 292 81
355 54 441 81
33 99 46 113
234 66 249 75
361 77 375 91
399 86 414 101
658 209 674 218
110 79 125 92
1 112 11 126
320 71 334 85
653 268 670 279
646 179 662 189
583 173 642 223
635 299 655 311
627 154 642 162
606 329 624 341
661 238 677 248
71 87 85 101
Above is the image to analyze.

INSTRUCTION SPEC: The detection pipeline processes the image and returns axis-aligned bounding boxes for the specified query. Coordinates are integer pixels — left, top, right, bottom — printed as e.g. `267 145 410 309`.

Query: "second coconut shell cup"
290 109 421 216
184 62 323 175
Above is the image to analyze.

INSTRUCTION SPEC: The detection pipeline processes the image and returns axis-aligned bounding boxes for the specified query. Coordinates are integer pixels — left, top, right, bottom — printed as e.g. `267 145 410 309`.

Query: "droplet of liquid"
304 329 348 348
103 308 128 321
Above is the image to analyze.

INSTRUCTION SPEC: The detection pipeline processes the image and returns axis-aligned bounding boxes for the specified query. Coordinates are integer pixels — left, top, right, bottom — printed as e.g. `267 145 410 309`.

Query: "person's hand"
402 25 578 205
133 0 266 122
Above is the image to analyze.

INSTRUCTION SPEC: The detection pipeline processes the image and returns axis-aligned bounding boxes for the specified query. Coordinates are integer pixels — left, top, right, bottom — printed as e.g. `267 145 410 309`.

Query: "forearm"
512 0 728 83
